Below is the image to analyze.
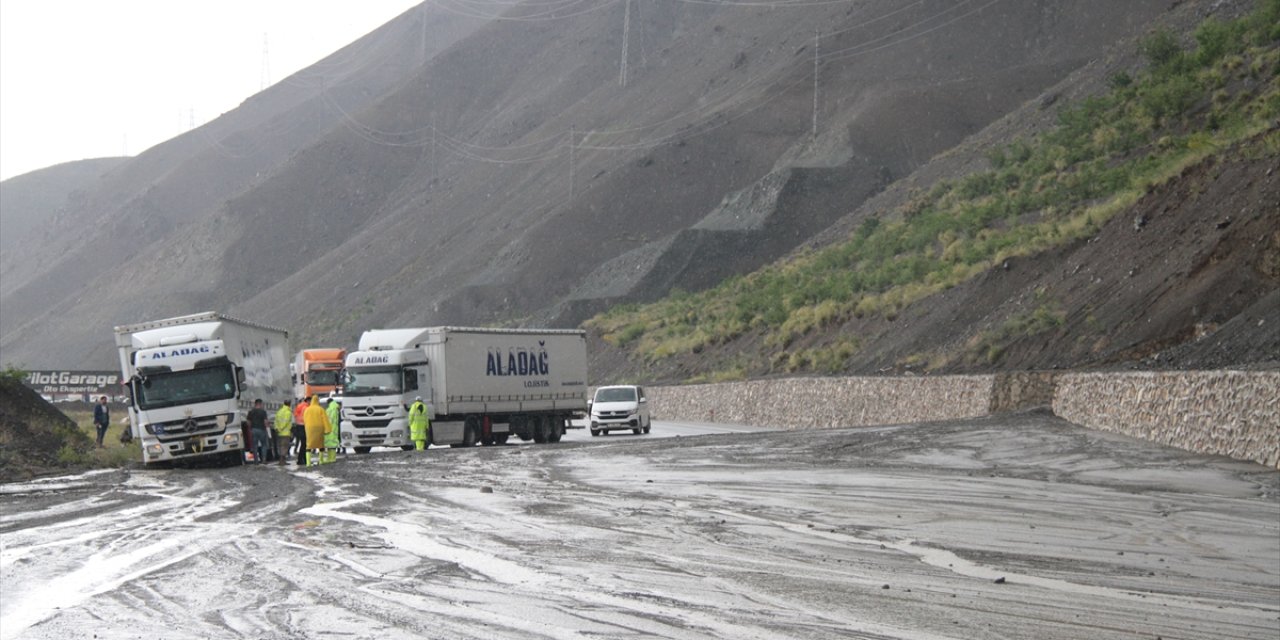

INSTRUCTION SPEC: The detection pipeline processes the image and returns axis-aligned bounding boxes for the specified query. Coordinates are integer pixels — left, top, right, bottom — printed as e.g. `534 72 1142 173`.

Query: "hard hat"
415 395 423 401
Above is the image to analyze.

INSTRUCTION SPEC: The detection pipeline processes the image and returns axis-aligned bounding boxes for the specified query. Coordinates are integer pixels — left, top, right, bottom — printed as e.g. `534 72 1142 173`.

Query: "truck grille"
149 416 225 437
351 418 392 429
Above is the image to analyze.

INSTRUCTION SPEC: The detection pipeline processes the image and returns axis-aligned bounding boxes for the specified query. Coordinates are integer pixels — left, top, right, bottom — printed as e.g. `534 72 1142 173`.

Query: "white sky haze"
0 1 422 181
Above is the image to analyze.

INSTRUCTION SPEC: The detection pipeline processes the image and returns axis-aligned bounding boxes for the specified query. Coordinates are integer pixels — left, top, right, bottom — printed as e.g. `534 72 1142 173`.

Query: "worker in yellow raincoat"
303 395 331 467
408 395 430 451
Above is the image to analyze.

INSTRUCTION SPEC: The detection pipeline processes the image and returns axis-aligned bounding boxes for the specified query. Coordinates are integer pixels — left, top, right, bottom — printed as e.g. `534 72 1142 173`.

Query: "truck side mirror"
639 397 647 403
236 367 246 384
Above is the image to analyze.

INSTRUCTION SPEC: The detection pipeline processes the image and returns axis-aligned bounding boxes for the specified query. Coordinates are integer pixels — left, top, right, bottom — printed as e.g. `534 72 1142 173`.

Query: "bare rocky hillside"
0 0 1272 382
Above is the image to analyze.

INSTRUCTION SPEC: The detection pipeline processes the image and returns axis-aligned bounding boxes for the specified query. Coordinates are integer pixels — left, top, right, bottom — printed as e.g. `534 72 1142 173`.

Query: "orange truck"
291 348 346 401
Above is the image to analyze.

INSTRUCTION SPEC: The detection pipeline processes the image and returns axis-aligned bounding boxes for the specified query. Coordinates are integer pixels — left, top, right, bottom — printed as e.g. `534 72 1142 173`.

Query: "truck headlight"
146 444 163 457
391 430 404 438
223 433 240 446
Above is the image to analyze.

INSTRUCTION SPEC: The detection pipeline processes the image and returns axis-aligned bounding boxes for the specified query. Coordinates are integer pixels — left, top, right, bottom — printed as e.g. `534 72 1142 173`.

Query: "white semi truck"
340 327 588 452
114 312 291 465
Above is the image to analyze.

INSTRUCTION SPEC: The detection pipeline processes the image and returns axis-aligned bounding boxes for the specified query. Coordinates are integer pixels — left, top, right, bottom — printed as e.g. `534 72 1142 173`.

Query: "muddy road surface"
2 412 1277 639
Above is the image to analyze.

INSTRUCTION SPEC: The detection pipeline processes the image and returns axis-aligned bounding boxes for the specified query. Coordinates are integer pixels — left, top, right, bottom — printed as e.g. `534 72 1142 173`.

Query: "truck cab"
589 385 651 436
339 329 433 453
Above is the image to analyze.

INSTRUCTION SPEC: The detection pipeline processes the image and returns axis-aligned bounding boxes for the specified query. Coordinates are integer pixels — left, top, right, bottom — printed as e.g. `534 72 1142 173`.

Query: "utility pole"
619 0 631 86
260 33 271 91
420 2 428 66
812 29 819 139
569 126 576 201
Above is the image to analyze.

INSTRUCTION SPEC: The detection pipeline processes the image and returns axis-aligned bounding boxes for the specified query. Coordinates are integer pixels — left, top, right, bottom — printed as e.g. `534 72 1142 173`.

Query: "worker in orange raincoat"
303 395 331 467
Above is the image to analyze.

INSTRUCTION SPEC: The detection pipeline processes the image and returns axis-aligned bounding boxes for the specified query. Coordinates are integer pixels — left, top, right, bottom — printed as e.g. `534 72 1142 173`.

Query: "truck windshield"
344 367 402 396
307 368 341 387
135 366 236 410
595 387 637 403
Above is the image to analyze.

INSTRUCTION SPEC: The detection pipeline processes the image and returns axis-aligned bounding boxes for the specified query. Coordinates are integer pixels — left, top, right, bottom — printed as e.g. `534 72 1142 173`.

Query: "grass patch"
62 408 141 467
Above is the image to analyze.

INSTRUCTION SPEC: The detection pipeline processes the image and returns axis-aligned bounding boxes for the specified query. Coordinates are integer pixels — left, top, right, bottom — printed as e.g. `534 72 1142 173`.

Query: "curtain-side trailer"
341 327 587 451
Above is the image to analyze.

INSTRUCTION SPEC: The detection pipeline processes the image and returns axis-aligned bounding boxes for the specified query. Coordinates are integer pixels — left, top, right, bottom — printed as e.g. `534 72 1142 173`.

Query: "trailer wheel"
548 417 563 443
532 416 548 443
453 416 480 448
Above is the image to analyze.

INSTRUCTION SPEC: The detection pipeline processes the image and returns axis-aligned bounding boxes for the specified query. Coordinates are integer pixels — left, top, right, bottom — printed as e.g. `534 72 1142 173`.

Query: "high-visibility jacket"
274 405 293 437
294 400 308 426
408 400 430 441
304 397 331 449
324 401 341 448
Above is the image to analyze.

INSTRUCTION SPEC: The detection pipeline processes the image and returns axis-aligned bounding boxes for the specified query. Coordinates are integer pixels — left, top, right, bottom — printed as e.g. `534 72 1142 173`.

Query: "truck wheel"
532 416 548 444
548 418 563 443
354 447 371 454
453 416 479 448
401 444 415 451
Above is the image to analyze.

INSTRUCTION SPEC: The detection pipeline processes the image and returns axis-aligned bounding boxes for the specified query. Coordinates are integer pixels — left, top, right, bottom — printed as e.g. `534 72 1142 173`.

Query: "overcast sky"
0 0 422 181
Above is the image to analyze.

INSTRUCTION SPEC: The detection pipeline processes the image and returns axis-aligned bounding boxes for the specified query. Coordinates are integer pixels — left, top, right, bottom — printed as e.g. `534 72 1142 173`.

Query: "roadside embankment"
649 370 1279 469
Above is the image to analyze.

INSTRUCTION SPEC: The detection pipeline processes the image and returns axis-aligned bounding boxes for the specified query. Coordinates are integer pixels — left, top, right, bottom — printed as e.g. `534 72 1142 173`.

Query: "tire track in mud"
310 447 966 640
0 467 316 639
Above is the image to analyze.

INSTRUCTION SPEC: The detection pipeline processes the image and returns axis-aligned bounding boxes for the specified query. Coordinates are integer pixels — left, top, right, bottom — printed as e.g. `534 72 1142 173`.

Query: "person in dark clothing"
93 396 110 448
293 397 309 466
247 399 270 464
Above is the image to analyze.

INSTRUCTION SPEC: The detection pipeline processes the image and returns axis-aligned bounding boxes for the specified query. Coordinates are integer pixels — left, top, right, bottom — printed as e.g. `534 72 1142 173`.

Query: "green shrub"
1140 29 1186 71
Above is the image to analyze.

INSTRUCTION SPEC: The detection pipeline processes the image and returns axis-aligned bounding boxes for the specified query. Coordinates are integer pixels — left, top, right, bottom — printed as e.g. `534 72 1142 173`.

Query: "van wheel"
590 428 600 437
633 428 642 435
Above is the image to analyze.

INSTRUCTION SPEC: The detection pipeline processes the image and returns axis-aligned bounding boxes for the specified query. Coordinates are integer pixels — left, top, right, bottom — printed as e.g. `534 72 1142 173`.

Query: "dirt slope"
0 377 90 483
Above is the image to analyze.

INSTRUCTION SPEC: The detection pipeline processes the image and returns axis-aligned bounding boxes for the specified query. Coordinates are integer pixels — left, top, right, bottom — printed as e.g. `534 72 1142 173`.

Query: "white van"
588 385 651 436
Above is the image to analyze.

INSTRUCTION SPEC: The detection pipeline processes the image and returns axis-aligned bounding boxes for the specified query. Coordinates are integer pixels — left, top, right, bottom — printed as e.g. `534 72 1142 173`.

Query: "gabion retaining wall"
648 376 993 429
1053 371 1280 469
648 371 1279 469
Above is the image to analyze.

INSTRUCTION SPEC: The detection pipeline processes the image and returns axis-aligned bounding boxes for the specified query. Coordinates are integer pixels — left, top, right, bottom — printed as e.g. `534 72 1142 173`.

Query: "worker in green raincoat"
324 394 342 463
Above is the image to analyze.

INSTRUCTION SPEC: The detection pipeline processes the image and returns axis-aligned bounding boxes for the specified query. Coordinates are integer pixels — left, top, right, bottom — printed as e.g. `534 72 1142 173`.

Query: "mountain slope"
0 0 1265 379
586 0 1280 382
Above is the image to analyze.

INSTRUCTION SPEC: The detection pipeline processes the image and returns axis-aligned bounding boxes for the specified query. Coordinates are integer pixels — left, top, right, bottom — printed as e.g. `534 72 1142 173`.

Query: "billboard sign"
22 370 123 399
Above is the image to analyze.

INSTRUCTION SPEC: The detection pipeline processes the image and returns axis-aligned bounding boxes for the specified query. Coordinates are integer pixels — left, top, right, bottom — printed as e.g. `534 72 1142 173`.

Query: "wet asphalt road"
2 411 1277 639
